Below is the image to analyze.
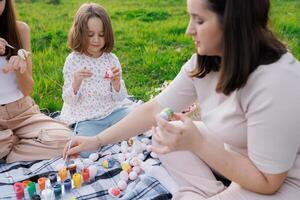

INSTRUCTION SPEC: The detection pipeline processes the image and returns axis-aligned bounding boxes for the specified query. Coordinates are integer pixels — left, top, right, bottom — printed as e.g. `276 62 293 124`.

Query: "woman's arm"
16 21 34 96
63 99 163 157
152 115 287 195
196 130 287 194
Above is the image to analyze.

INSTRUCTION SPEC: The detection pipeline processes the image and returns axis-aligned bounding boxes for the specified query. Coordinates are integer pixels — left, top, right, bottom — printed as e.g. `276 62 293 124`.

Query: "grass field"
15 0 300 111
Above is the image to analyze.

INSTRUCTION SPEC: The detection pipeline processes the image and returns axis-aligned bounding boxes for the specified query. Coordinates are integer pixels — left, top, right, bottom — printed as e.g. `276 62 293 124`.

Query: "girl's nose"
93 36 100 42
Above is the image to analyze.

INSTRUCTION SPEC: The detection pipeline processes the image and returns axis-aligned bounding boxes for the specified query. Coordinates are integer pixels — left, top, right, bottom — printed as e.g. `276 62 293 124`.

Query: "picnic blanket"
0 132 172 199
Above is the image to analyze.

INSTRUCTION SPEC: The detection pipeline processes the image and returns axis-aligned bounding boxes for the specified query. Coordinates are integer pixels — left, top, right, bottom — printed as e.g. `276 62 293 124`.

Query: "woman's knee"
0 130 17 158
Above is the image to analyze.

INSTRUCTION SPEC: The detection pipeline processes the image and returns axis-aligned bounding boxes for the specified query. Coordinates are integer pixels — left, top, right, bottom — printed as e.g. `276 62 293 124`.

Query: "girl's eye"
99 33 105 37
196 20 204 25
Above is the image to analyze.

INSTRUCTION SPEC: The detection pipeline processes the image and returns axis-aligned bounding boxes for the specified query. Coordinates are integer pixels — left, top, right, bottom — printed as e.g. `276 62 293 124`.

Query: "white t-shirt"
60 52 128 124
155 52 300 185
0 56 23 105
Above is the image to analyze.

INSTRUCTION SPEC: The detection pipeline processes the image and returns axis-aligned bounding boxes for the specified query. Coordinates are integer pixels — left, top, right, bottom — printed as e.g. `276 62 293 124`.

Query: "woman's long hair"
0 0 23 59
190 0 287 95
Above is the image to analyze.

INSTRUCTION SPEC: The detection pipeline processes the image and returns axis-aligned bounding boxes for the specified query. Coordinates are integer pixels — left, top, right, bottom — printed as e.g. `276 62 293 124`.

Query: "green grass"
15 0 300 111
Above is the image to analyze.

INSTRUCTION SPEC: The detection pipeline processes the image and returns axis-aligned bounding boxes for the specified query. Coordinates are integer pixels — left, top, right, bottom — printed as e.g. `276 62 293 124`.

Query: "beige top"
155 52 300 188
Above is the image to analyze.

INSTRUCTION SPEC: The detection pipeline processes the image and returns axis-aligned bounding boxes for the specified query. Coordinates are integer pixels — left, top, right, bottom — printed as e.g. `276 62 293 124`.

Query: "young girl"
60 3 130 154
0 0 71 163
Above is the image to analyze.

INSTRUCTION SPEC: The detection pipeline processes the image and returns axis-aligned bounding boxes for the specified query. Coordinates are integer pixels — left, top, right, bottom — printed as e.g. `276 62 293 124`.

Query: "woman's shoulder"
181 53 198 72
16 21 30 33
242 52 300 94
251 52 300 81
16 21 30 48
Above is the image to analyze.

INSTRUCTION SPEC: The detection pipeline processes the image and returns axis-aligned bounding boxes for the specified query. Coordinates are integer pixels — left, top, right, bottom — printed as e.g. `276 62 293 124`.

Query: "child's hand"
73 68 93 94
111 66 121 92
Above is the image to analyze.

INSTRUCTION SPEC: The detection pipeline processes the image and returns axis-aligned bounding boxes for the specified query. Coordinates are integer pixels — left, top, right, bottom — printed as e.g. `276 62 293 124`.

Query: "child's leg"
75 107 131 157
105 107 132 126
76 107 132 137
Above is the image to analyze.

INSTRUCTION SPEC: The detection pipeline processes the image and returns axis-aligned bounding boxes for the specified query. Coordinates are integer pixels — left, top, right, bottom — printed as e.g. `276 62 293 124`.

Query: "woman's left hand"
2 55 27 74
151 113 203 154
111 66 121 92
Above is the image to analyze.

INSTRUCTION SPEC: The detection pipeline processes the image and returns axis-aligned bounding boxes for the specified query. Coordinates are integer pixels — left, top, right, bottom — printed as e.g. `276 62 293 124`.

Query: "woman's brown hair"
0 0 23 59
190 0 287 95
68 3 114 54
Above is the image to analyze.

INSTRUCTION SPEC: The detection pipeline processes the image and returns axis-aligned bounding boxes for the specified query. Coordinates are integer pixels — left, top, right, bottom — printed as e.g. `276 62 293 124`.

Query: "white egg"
121 141 128 147
17 49 27 60
118 153 126 163
121 145 128 153
117 180 127 190
125 152 132 159
141 138 151 145
129 171 138 180
41 189 53 199
74 160 84 171
137 153 145 161
83 158 94 167
119 170 129 182
129 158 139 167
89 153 99 162
150 152 158 159
132 166 141 174
88 165 98 179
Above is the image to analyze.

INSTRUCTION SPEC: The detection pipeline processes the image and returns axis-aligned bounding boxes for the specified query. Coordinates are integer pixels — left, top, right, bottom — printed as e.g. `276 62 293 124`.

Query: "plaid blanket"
0 134 172 200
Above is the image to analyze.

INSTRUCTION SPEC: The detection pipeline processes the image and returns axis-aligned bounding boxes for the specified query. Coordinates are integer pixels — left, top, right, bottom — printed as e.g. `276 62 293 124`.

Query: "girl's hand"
2 55 27 74
0 38 7 55
63 136 100 160
111 66 121 92
151 113 203 154
73 68 93 93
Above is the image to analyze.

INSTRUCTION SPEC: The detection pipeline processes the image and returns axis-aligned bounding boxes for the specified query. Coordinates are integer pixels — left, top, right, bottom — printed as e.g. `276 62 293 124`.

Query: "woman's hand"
151 113 203 154
2 55 27 74
72 68 93 94
63 136 100 160
111 66 121 92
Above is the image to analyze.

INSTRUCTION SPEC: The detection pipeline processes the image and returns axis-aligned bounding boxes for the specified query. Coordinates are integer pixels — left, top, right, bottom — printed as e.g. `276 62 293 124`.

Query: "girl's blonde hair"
68 3 114 54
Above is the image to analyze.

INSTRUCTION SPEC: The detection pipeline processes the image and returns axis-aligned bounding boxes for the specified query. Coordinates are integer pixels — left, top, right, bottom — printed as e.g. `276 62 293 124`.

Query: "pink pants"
0 96 71 163
159 151 300 200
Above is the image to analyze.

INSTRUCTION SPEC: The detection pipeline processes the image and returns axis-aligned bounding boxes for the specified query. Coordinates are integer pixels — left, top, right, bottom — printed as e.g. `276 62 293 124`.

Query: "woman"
0 0 71 163
64 0 300 199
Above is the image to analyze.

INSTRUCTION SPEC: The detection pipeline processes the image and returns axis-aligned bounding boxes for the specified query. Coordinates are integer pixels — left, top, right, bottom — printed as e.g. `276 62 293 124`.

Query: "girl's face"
86 17 105 58
186 0 223 57
0 0 6 16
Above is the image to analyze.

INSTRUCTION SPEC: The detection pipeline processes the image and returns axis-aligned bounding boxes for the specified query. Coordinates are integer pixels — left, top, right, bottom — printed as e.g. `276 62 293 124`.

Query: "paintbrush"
65 121 78 165
5 43 15 49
